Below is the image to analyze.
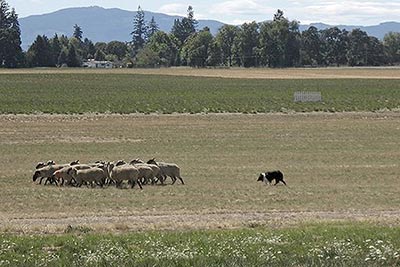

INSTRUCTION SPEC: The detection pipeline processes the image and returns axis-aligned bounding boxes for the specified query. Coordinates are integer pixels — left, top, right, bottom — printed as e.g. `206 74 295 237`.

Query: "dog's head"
257 173 265 182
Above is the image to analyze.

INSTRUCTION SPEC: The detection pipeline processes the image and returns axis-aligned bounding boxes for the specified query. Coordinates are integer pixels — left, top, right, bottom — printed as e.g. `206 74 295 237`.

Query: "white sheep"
107 163 142 189
54 164 92 186
147 158 185 185
130 159 162 185
33 164 68 185
68 167 106 187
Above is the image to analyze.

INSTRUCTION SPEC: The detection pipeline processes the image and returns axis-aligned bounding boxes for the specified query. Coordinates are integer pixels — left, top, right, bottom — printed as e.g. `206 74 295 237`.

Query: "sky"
6 0 400 25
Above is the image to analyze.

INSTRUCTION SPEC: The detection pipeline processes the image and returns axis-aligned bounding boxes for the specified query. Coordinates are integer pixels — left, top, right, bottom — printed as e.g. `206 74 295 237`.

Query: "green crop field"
1 68 399 266
0 71 399 114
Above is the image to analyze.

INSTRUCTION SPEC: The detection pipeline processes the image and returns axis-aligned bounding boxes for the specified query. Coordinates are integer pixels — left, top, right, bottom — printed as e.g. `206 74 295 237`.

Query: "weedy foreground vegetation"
1 224 399 267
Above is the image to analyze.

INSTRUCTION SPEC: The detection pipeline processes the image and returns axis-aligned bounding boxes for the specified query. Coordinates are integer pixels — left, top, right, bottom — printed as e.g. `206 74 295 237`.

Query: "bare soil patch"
1 67 400 79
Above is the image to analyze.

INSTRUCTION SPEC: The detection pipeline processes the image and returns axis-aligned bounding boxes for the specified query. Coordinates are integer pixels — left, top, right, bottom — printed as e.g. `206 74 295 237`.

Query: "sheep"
147 158 185 185
33 164 68 185
54 164 92 186
68 167 106 187
35 160 55 170
107 163 142 189
130 159 162 185
33 160 80 185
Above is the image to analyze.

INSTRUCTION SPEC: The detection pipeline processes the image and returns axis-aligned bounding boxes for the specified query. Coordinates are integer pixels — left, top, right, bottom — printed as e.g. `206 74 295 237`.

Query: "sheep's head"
257 173 265 182
130 158 144 164
33 170 42 181
147 158 157 165
70 160 79 165
115 160 126 166
107 163 115 174
35 162 46 169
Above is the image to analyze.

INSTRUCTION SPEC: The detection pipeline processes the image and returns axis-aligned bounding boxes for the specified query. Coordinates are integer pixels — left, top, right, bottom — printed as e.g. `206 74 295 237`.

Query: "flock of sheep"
32 158 185 189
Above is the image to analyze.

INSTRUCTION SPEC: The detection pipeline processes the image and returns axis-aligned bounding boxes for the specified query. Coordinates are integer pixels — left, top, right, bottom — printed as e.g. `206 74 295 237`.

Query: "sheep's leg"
281 180 287 186
137 179 143 190
51 176 58 186
161 175 167 185
178 176 185 185
171 176 177 185
39 177 45 184
44 177 51 185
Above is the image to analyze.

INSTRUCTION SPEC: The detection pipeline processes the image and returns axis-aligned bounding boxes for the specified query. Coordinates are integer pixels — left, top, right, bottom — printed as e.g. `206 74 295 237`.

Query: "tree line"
1 1 400 68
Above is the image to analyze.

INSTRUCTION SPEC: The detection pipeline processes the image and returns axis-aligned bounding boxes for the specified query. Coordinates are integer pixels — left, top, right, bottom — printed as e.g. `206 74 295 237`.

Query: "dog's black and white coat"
257 170 286 185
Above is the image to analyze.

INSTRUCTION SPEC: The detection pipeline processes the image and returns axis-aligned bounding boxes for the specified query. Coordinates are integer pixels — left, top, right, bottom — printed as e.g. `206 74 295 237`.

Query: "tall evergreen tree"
73 24 83 42
147 16 159 40
131 5 147 55
0 1 23 67
171 6 197 45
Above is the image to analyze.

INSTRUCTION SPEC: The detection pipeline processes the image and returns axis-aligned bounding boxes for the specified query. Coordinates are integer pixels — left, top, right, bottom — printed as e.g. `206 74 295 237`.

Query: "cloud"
296 1 400 25
157 3 188 16
210 0 275 16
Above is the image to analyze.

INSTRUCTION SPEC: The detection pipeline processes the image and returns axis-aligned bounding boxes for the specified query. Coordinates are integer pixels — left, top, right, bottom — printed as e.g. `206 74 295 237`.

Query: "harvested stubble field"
0 112 399 233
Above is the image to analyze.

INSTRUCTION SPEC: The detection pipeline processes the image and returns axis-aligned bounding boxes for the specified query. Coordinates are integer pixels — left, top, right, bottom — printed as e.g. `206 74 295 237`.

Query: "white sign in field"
294 91 322 102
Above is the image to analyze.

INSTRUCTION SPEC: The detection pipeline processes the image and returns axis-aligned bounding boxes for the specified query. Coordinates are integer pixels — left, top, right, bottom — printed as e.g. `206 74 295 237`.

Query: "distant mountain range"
19 6 400 50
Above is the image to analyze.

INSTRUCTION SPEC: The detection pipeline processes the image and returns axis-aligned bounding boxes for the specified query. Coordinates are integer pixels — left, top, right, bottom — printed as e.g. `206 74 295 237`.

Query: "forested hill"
19 6 224 49
299 22 400 40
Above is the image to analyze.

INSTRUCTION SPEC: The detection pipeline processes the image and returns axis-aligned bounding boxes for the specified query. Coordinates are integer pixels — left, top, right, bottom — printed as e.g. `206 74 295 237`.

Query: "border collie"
257 170 286 185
